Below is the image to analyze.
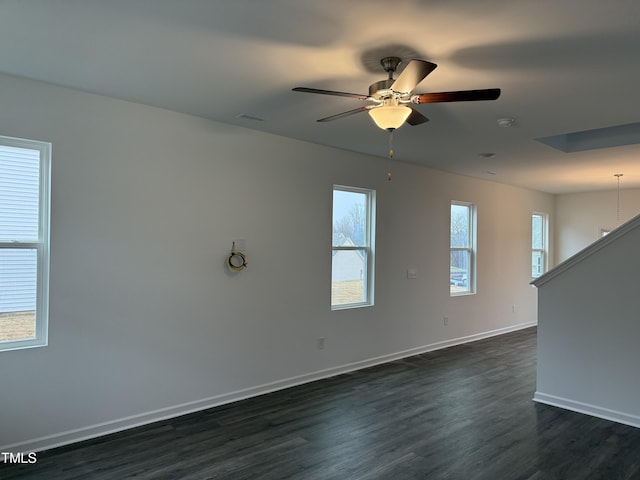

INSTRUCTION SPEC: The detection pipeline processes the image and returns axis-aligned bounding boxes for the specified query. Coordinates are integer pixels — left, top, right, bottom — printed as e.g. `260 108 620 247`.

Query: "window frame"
331 185 376 310
531 212 548 279
0 134 51 352
450 200 476 296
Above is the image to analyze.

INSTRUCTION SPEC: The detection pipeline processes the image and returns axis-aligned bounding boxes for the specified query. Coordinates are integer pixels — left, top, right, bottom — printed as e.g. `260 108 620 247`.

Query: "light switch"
407 268 418 279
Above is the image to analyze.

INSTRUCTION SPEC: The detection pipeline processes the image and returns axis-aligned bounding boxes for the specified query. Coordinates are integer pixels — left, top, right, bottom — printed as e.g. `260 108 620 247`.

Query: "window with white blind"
0 135 50 352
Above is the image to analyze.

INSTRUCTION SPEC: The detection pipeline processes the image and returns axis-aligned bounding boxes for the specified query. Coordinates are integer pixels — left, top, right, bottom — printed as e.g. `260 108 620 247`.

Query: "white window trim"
0 135 50 352
531 212 548 280
331 185 376 310
450 201 476 296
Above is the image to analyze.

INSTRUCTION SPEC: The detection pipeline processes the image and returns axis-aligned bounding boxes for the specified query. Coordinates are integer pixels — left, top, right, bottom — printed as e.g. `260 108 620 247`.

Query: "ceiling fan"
293 57 501 131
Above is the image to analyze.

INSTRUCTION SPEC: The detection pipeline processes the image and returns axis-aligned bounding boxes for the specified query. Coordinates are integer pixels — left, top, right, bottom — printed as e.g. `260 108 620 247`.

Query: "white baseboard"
533 392 640 429
2 322 536 453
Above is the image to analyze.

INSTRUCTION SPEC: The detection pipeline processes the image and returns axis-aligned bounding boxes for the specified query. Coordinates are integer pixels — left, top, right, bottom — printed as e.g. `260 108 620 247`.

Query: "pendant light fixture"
614 173 623 227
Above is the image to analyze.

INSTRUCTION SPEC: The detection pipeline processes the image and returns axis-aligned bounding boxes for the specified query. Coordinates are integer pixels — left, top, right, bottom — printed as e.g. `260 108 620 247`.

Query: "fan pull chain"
387 130 394 181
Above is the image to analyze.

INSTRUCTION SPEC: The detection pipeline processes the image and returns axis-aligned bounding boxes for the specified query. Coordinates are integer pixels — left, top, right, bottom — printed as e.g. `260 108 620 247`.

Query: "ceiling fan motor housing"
369 78 395 99
369 56 403 100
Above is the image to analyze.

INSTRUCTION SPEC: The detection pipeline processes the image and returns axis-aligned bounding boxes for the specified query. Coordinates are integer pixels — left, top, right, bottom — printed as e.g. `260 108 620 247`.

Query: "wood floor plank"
3 327 640 479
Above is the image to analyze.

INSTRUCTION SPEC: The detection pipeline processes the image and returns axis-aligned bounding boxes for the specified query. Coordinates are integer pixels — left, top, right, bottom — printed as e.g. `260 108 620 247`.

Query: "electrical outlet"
317 337 326 350
444 316 449 326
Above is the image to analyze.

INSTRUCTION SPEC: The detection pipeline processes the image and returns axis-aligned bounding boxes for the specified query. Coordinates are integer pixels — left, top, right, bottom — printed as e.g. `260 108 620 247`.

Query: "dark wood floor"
4 327 640 479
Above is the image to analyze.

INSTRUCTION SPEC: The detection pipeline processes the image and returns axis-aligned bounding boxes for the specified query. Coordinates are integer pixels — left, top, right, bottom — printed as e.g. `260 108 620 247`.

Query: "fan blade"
317 106 372 122
292 87 369 100
411 88 501 104
406 107 430 126
391 59 437 94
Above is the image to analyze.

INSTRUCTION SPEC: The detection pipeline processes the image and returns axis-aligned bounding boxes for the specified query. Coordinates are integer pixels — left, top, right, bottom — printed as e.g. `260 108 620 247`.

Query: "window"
0 135 50 352
450 201 476 295
331 186 375 309
531 213 548 279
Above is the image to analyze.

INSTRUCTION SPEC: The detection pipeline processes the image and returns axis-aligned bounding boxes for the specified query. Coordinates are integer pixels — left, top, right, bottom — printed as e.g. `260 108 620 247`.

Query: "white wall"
0 73 554 451
534 219 640 427
555 188 640 263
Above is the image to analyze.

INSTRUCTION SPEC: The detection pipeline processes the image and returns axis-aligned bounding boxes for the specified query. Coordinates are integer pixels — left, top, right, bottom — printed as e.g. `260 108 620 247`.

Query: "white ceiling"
1 0 639 193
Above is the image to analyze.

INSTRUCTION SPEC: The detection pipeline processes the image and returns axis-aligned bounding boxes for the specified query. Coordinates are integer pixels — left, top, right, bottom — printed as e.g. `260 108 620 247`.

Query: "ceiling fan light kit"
369 104 412 130
293 56 501 132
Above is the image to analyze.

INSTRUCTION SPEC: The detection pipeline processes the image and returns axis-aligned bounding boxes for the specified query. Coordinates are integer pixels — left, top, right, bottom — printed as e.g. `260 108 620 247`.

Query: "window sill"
331 302 374 311
450 291 476 297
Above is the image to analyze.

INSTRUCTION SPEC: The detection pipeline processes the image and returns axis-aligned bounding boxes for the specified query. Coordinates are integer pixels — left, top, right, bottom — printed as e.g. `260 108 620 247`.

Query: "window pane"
450 250 470 294
532 251 544 278
451 204 470 248
333 190 367 247
0 136 49 351
332 185 375 309
0 145 40 242
532 214 543 249
332 248 367 306
0 248 37 342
